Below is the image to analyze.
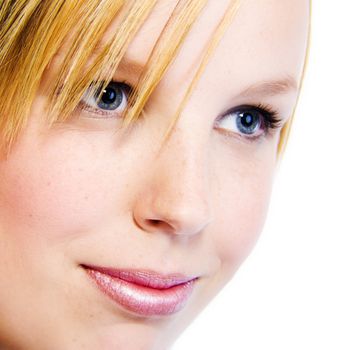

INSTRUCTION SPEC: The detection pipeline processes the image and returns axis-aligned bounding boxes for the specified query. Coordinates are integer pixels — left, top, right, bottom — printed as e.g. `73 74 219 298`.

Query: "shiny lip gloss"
82 265 198 317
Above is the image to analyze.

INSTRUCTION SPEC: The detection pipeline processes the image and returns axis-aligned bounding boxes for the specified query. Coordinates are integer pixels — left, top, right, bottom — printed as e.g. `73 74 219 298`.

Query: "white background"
174 1 350 349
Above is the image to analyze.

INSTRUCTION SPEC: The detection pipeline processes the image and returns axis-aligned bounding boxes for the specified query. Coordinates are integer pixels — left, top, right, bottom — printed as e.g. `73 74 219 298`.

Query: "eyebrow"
108 53 298 99
89 39 147 78
237 76 298 98
117 57 146 78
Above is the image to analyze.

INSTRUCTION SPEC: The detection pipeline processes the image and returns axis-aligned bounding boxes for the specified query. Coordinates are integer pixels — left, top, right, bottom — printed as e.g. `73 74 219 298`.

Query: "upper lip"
81 264 198 289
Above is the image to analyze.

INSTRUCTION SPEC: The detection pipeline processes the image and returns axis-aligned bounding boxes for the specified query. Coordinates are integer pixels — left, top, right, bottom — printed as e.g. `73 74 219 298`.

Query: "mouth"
81 264 198 317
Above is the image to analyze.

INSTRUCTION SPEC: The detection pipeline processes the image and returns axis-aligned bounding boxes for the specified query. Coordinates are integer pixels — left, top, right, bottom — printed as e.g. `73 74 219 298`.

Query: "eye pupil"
241 112 254 127
237 111 260 135
102 87 118 104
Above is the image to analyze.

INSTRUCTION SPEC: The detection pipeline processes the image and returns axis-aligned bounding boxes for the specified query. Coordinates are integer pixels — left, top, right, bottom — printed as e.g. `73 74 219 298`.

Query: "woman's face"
0 0 309 349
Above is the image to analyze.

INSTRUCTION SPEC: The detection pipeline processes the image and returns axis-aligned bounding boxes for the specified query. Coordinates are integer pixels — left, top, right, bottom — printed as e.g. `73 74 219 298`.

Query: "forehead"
105 0 309 90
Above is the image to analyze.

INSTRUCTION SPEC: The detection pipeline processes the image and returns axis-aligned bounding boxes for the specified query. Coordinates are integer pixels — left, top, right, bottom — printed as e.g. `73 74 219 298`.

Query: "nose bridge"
158 126 209 205
133 123 213 237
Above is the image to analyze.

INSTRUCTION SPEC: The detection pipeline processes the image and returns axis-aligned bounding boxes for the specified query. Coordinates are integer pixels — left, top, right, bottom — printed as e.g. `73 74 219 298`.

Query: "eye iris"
97 84 124 110
237 111 260 135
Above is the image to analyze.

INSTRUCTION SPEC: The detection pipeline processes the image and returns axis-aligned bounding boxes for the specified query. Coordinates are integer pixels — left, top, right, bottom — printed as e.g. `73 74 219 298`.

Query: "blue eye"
80 81 131 116
235 110 261 135
97 82 129 110
215 105 281 139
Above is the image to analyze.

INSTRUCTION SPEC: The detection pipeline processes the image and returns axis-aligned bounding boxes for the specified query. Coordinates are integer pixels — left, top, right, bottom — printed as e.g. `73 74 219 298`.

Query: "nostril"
132 177 212 236
147 219 162 226
136 203 212 236
145 218 175 233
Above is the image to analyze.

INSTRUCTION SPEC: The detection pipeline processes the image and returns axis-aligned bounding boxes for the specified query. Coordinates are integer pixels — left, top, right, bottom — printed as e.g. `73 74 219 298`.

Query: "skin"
0 0 309 349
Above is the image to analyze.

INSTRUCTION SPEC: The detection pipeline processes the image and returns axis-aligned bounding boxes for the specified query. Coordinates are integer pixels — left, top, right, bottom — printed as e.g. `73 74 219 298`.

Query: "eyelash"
253 103 281 129
215 103 282 141
78 80 283 140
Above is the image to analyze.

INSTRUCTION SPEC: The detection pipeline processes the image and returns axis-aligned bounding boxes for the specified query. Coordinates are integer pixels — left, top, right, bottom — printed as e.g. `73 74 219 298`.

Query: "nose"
132 129 213 237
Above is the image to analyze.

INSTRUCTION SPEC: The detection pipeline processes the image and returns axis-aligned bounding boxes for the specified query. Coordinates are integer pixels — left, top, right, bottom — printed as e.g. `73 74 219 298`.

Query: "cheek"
211 152 275 275
0 136 128 240
216 181 271 268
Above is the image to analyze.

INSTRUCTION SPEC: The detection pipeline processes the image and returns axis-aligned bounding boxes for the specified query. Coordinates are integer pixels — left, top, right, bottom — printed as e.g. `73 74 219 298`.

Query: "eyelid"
94 80 133 100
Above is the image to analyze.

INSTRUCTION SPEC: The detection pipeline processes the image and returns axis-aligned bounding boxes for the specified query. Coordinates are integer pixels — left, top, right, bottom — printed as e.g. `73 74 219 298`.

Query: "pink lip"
82 265 198 317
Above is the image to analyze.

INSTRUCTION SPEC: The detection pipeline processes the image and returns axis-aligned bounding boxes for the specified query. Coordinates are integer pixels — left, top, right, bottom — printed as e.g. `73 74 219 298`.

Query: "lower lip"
84 269 196 317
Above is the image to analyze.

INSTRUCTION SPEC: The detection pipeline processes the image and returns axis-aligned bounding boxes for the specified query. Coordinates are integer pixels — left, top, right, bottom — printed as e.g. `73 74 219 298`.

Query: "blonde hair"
278 2 312 157
0 0 308 154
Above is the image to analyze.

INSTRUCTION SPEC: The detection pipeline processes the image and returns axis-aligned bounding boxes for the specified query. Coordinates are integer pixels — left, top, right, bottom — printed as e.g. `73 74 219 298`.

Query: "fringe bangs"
0 0 302 157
